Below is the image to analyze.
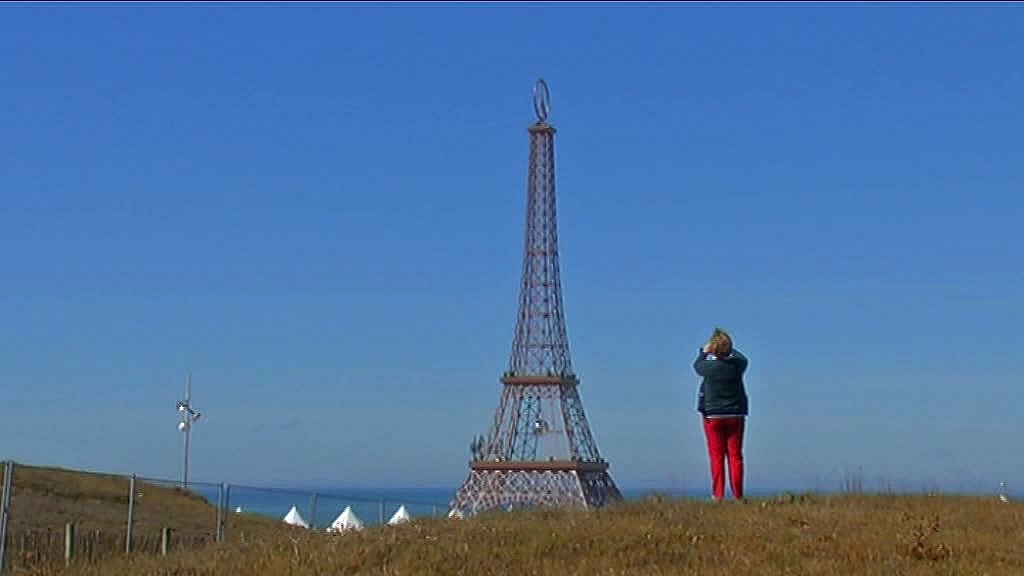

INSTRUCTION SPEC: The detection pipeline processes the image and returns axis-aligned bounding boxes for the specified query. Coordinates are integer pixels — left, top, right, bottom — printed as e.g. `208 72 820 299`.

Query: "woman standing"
695 328 749 501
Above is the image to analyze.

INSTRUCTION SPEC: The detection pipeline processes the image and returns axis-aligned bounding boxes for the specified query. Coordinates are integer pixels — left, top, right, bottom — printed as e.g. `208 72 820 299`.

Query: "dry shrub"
899 514 952 562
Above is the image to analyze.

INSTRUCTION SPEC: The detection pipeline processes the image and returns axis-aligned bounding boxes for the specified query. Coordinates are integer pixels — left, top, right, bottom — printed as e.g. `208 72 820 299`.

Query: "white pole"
183 373 191 488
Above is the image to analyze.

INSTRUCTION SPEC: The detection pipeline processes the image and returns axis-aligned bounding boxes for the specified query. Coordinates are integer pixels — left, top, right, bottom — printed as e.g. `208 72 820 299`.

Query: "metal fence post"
221 484 231 542
379 498 385 525
0 461 13 575
64 523 75 566
125 474 136 554
161 527 171 556
309 492 319 530
216 483 225 543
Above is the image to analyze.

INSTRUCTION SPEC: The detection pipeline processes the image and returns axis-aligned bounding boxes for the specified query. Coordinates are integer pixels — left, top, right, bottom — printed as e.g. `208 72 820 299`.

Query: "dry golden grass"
1 463 284 571
29 492 1024 576
8 464 215 532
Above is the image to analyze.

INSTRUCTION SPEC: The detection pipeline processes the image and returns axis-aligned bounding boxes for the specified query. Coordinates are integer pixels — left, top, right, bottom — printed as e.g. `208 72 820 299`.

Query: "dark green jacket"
695 348 749 417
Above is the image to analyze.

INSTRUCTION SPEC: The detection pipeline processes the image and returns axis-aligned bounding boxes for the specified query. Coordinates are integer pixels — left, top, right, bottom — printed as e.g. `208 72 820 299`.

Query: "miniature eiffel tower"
449 80 622 516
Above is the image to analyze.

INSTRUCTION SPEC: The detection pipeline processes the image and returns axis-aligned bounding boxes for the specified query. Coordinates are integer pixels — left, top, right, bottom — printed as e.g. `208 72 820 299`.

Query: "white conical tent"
387 504 411 525
327 505 364 532
282 505 309 528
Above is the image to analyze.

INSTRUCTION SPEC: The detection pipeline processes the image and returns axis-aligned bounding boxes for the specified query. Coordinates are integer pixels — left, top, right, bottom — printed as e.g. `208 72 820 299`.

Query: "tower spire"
509 79 572 378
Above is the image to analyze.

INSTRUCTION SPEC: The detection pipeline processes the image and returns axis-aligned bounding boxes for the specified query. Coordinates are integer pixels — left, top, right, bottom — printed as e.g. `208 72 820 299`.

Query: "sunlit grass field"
24 487 1024 576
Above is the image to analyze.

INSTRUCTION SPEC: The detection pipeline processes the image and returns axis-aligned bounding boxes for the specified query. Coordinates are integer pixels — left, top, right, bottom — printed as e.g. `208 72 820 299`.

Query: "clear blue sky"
2 3 1022 494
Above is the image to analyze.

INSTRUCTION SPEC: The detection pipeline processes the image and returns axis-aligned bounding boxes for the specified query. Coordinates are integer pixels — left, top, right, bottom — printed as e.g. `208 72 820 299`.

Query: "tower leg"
450 469 621 517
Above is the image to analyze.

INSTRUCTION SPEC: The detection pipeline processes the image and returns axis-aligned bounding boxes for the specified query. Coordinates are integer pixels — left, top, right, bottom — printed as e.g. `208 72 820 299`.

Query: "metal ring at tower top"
533 79 550 122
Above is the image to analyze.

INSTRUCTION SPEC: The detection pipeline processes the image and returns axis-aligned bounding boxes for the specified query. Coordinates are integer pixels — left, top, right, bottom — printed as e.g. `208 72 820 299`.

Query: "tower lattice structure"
450 80 622 516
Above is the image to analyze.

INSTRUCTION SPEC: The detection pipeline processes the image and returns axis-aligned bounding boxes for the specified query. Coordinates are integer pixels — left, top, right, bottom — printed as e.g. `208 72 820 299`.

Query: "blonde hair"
708 328 733 357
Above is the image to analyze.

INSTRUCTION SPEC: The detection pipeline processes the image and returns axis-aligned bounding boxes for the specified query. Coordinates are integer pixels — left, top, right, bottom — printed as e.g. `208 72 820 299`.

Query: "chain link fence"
0 461 451 573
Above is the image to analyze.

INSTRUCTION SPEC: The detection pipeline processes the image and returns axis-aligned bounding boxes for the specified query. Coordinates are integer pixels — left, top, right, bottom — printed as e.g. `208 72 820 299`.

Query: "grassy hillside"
1 463 287 571
7 464 213 532
29 493 1024 576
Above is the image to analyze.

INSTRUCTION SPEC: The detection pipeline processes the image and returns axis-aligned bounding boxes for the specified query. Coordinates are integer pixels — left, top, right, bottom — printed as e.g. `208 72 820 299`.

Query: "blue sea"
186 484 716 528
183 481 1008 528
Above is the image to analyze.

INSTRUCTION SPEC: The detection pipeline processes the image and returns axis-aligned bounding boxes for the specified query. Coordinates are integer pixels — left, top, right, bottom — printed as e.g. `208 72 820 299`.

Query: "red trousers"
702 417 745 500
